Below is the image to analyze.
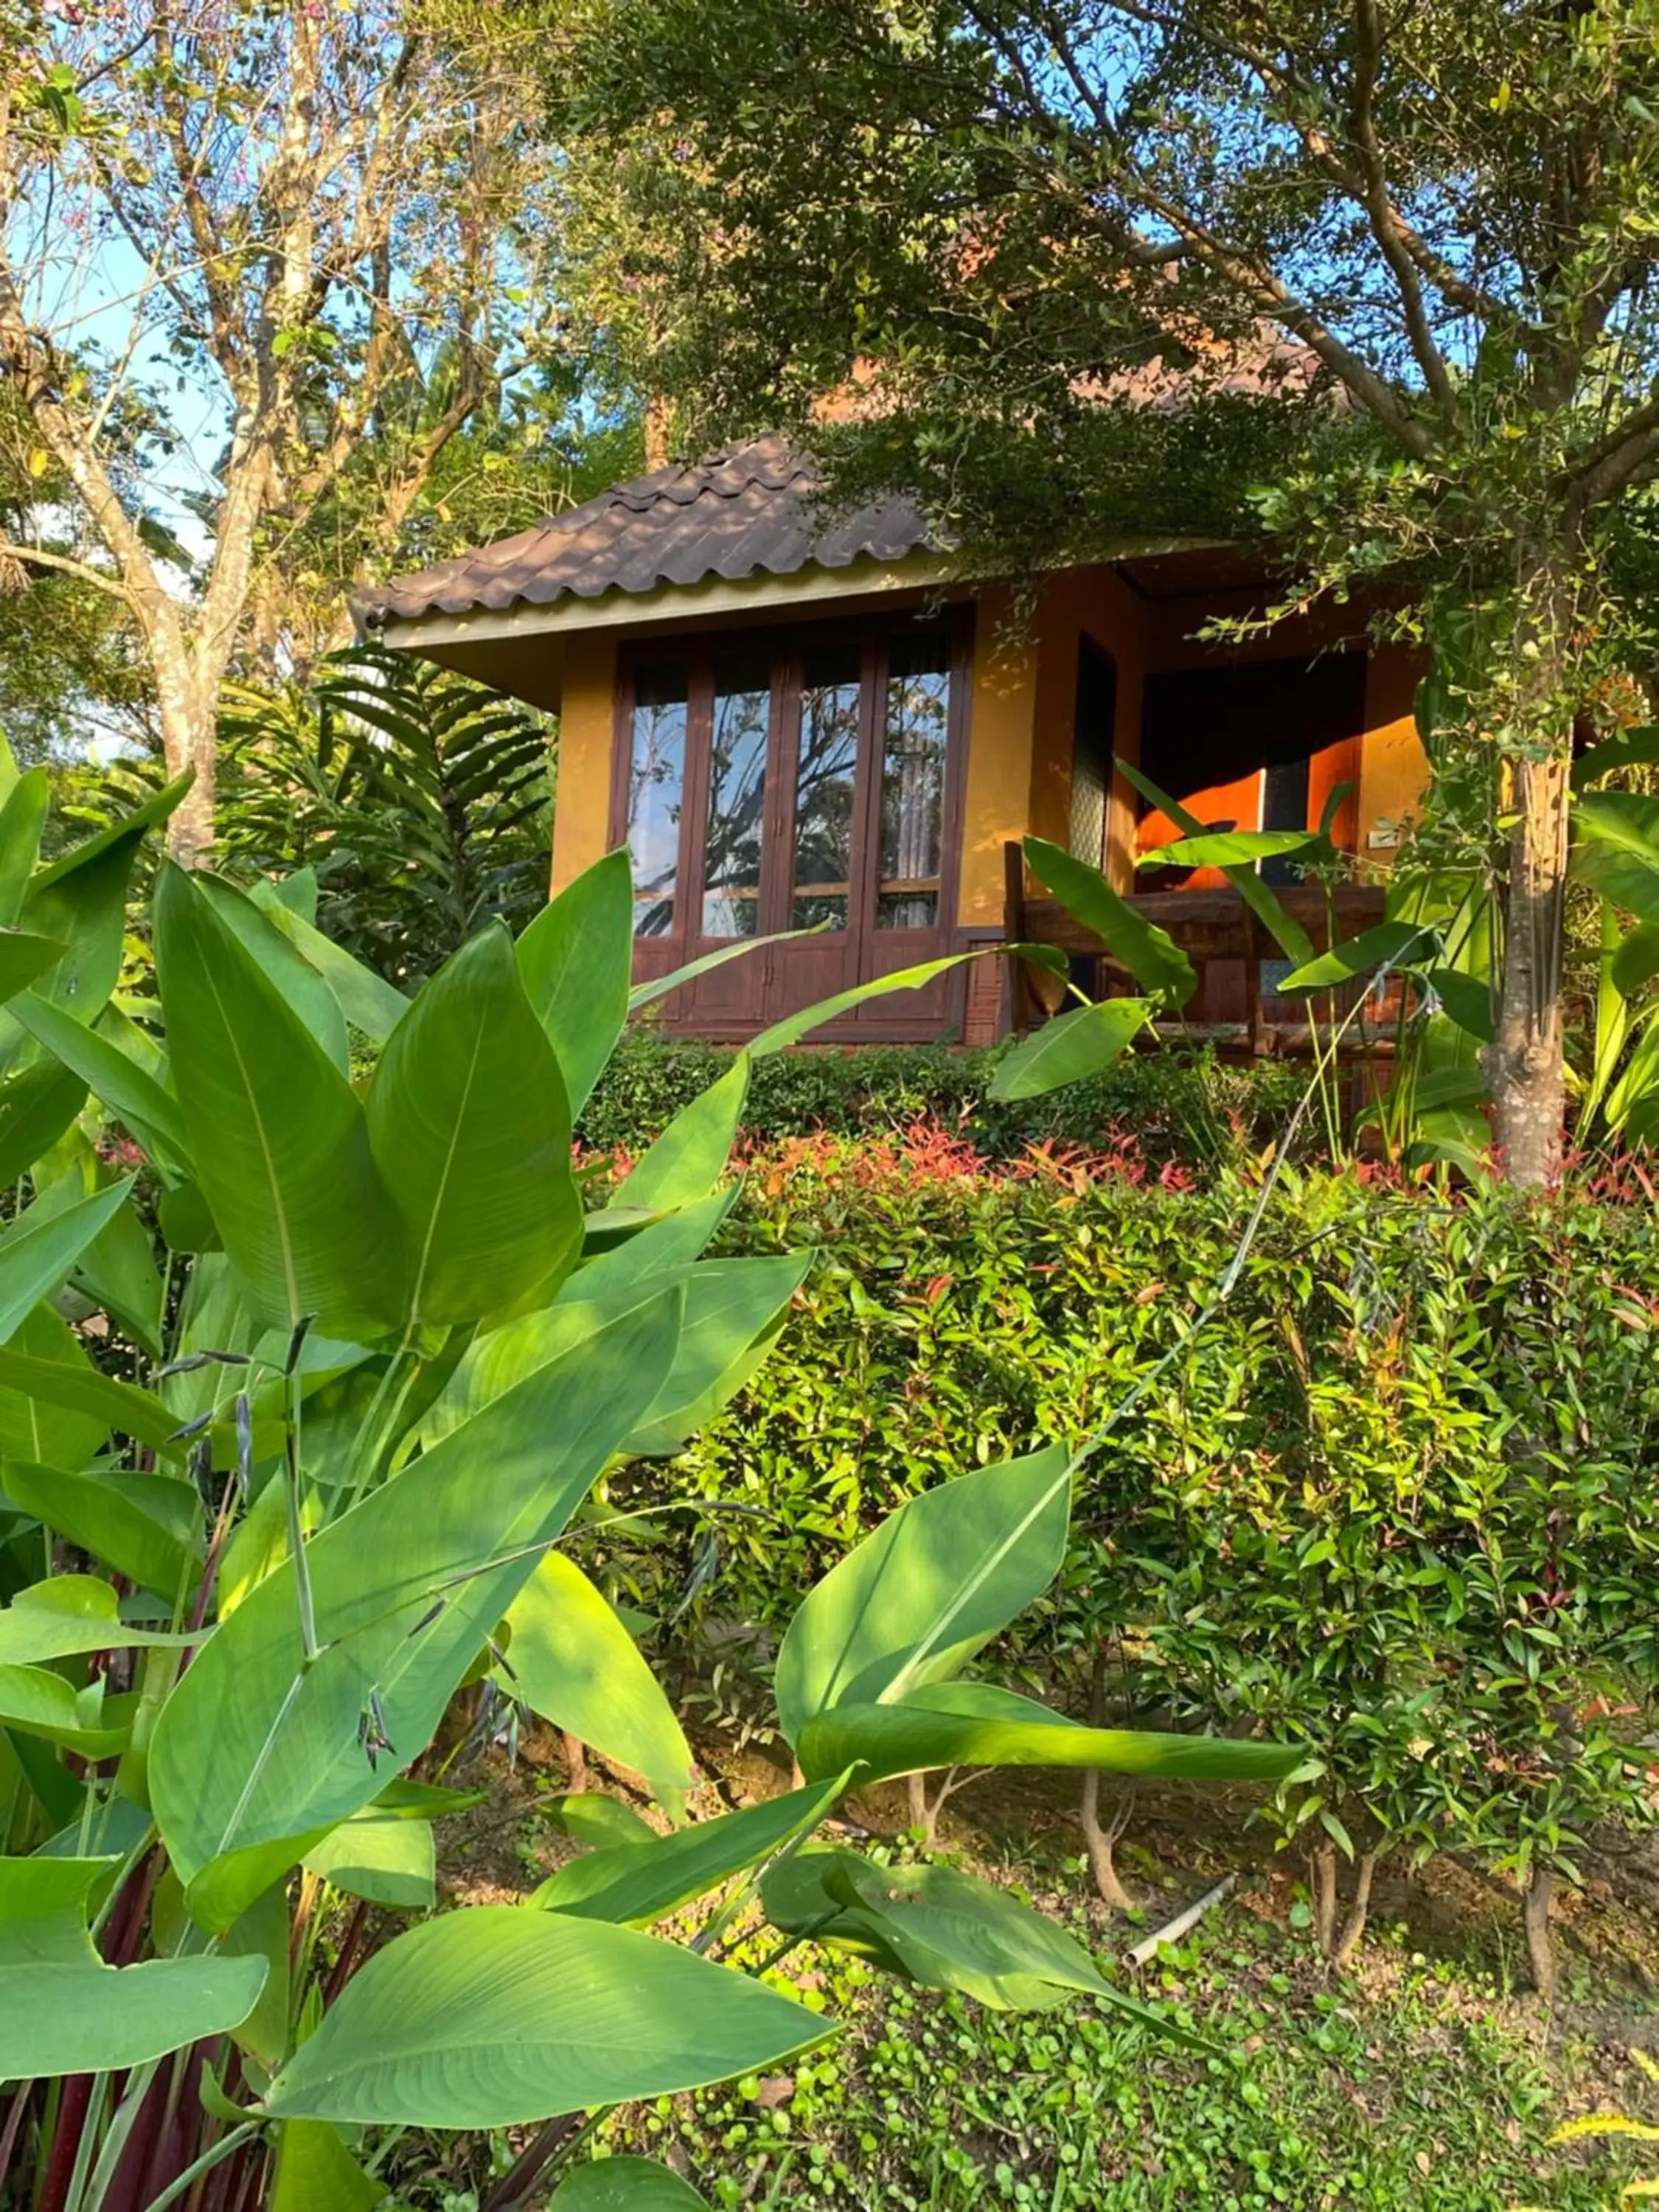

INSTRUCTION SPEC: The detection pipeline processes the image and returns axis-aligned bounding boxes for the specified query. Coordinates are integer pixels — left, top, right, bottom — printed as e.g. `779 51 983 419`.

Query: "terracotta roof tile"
354 435 931 629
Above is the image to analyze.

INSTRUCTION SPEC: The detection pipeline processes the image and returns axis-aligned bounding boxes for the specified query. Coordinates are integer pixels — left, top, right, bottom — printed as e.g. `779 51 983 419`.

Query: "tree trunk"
1312 1843 1339 1956
154 657 218 872
1523 1867 1556 2000
561 1731 588 1793
1079 1652 1135 1910
1488 740 1572 1184
1331 1851 1378 1969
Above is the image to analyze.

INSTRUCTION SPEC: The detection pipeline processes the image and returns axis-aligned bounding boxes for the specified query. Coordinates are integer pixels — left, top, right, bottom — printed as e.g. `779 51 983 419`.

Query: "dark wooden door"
1135 654 1366 1026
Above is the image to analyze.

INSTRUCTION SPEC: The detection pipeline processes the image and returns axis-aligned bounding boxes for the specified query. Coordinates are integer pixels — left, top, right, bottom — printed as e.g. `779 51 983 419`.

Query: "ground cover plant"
0 779 1297 2211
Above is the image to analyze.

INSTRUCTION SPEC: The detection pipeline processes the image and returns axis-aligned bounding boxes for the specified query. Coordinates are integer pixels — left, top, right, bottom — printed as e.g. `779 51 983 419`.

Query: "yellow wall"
549 631 618 894
956 586 1039 926
955 566 1152 921
1357 646 1430 860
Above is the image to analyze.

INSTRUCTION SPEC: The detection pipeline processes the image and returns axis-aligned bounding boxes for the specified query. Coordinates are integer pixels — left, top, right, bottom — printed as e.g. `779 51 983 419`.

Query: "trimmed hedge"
577 1030 1306 1164
585 1142 1659 1932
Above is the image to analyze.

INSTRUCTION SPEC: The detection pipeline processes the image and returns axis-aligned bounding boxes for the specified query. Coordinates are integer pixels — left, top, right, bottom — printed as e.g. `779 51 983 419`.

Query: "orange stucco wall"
549 631 617 894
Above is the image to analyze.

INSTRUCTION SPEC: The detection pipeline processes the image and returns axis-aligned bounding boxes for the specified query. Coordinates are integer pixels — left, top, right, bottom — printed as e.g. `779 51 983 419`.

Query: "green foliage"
579 1028 1304 1166
598 1907 1630 2211
602 1140 1659 1965
217 646 554 986
0 819 1275 2210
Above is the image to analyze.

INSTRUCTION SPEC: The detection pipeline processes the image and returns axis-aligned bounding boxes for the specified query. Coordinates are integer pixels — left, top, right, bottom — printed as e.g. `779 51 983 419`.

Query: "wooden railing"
1004 842 1388 1057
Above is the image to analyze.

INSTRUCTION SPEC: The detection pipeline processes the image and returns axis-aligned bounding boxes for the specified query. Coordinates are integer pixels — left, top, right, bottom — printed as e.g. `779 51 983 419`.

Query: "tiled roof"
353 436 932 629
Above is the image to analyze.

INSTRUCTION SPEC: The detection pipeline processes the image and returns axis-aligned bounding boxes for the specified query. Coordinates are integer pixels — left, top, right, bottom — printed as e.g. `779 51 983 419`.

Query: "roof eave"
353 548 960 656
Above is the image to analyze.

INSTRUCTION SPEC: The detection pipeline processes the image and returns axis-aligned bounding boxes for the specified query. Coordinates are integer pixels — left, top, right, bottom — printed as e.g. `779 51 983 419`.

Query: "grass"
599 1903 1633 2212
411 1750 1658 2212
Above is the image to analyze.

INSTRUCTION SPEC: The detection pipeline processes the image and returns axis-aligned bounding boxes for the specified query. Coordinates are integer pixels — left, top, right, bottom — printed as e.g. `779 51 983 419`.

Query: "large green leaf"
155 864 402 1335
248 879 410 1047
0 1333 182 1456
550 2157 710 2209
1572 793 1659 919
0 1576 196 1665
271 2120 383 2212
1138 829 1321 870
1280 920 1437 992
1117 759 1315 965
1422 967 1495 1043
624 1253 810 1457
0 1301 115 1470
150 1290 684 1929
517 849 633 1115
1572 723 1659 790
628 924 828 1015
987 998 1150 1102
197 875 350 1071
0 930 66 1007
774 1446 1072 1745
0 1854 265 2078
762 1852 1191 2034
1607 1013 1659 1133
261 1905 830 2126
2 1463 200 1600
748 947 1062 1057
533 1777 844 1926
304 1808 436 1911
428 1247 807 1464
0 1061 86 1186
10 992 190 1169
0 768 48 924
796 1693 1301 1789
0 1665 134 1754
618 1054 749 1214
1023 836 1196 1006
47 1152 166 1355
1613 922 1659 999
366 925 582 1324
499 1552 692 1812
0 1175 133 1341
18 775 189 1026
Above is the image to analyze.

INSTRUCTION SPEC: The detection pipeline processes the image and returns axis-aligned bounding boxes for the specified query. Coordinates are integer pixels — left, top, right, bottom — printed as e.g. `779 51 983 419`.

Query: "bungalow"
352 436 1427 1046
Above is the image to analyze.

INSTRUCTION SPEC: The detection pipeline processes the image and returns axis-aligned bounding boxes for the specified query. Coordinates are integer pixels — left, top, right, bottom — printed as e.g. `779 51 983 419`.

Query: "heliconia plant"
0 768 1296 2212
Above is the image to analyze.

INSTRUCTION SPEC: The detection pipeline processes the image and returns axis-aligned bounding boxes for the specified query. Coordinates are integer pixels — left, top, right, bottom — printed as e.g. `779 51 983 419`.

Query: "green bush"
598 1144 1659 1978
579 1028 1307 1164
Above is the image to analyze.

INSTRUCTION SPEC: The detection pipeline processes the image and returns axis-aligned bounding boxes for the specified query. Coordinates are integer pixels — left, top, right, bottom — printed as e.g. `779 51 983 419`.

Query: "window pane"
793 645 861 930
878 636 949 928
627 663 688 936
702 653 771 937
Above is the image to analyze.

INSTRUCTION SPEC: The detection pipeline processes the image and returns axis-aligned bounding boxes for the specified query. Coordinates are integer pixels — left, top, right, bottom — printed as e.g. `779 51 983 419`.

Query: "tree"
545 0 1659 1181
0 4 560 863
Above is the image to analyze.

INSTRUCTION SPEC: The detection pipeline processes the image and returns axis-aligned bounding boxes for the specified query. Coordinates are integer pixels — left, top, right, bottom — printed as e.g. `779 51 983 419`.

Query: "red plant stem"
0 2084 32 2195
321 1897 372 2008
102 1848 161 1965
100 2063 175 2212
481 2112 582 2212
36 2073 95 2212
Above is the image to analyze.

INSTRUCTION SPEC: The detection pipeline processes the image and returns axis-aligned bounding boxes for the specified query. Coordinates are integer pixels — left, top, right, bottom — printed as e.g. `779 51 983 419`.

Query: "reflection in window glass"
702 654 771 936
878 636 949 928
626 663 688 936
793 646 861 929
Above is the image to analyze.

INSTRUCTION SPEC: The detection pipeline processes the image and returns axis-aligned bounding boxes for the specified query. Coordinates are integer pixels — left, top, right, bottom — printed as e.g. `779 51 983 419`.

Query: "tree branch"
0 541 136 605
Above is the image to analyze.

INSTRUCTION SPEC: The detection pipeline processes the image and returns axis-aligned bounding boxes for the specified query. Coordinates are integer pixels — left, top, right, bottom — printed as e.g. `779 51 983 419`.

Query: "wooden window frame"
608 610 973 985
